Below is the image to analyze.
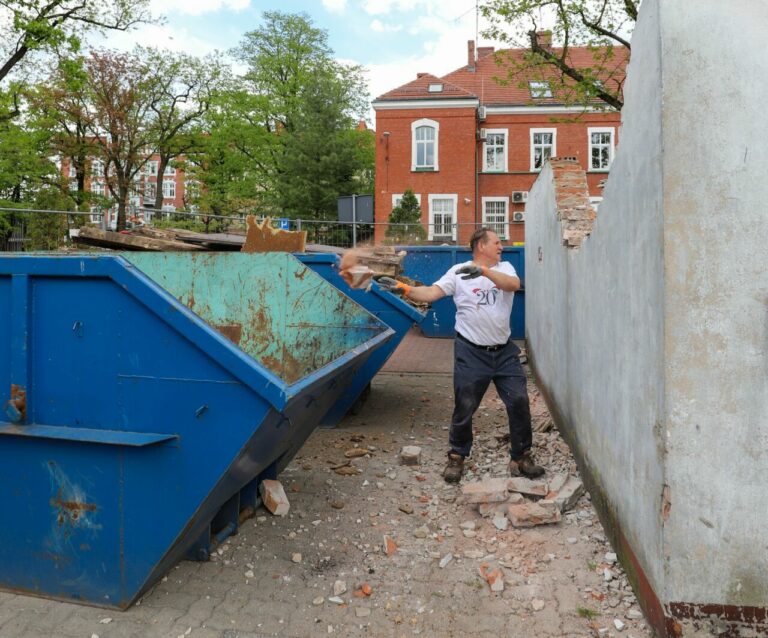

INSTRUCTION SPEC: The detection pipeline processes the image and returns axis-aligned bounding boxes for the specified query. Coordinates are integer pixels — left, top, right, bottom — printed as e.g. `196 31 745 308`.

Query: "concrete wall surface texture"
525 0 768 635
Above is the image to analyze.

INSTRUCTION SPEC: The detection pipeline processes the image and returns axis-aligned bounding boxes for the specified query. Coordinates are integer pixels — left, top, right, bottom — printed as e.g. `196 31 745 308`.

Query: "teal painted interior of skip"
124 252 386 384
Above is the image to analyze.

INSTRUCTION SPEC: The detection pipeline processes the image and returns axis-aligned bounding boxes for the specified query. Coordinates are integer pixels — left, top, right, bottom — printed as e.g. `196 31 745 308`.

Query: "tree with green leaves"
79 49 159 231
0 0 152 120
233 11 373 218
140 47 228 211
26 55 98 210
385 189 426 243
482 0 638 110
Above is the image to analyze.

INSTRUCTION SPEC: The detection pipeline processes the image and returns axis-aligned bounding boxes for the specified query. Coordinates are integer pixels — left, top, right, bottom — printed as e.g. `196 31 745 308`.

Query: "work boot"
443 453 465 483
509 451 545 478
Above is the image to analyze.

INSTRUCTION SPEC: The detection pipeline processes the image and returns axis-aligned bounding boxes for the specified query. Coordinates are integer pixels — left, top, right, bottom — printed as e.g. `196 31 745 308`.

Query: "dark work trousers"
449 336 532 460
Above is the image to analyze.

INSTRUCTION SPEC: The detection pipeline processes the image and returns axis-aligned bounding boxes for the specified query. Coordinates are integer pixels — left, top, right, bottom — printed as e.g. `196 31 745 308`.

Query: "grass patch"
587 560 598 571
576 606 599 620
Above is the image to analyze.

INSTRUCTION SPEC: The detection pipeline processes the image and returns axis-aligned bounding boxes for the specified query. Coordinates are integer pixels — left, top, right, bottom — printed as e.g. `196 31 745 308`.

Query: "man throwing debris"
377 228 544 484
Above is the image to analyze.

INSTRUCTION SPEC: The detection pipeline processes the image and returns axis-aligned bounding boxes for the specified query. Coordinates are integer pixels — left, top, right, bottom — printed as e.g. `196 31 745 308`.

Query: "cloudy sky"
101 0 509 123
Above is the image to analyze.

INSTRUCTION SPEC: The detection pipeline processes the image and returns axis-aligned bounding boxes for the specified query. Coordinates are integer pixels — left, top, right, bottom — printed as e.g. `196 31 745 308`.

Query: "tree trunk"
116 181 128 232
154 155 169 211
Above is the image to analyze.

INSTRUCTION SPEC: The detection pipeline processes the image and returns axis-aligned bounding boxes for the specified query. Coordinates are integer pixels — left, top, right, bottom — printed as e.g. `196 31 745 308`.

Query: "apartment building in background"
372 38 627 245
62 154 189 227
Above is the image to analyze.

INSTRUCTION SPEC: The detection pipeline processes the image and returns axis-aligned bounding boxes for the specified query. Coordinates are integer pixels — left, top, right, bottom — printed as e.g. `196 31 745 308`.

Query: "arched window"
411 119 439 171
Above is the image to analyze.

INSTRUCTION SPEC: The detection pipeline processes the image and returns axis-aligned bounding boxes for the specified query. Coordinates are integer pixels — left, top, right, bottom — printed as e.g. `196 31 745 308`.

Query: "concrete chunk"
260 479 290 516
462 479 510 504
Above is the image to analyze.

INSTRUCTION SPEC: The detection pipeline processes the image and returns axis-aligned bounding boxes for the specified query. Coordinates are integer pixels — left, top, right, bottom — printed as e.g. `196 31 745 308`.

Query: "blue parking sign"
277 218 290 230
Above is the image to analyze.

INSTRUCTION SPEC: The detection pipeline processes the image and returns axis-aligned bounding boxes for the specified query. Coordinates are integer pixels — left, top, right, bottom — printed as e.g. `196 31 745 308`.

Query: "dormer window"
529 81 552 98
428 83 443 93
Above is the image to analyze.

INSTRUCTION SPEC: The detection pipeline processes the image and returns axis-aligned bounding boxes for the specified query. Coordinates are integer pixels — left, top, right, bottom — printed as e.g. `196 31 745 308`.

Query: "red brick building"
61 154 189 228
372 41 627 245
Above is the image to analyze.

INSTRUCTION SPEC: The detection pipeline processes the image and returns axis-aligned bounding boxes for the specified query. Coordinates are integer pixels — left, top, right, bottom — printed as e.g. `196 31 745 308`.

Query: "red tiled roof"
376 72 477 101
375 45 628 106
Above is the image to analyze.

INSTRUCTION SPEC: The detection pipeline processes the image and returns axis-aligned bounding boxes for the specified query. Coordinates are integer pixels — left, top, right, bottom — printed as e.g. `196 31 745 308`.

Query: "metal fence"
0 206 522 251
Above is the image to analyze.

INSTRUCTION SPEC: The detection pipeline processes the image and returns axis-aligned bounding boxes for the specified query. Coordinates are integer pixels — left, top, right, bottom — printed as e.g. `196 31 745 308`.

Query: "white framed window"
391 193 422 209
163 164 176 176
530 128 556 171
162 180 176 199
411 118 439 171
482 197 509 239
483 129 508 172
68 179 78 192
529 81 552 98
588 127 615 171
144 160 158 176
428 194 457 241
91 159 104 177
90 181 105 196
144 182 156 199
68 163 76 178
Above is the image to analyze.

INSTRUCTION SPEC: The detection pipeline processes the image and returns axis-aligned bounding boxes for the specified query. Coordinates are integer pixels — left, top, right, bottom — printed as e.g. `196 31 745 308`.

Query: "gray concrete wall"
526 0 666 599
525 0 768 624
660 1 768 606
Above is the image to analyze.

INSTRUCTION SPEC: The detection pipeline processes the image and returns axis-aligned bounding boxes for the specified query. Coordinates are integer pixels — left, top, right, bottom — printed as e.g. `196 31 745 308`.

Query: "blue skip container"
295 253 425 426
0 253 393 608
398 246 525 339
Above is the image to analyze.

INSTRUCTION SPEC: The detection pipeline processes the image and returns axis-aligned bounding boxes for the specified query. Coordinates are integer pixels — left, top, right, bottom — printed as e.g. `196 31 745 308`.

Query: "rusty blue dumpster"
0 252 393 608
295 253 425 426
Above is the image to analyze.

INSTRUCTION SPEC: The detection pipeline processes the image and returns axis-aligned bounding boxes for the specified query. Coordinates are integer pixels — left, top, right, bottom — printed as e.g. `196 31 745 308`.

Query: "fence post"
351 194 357 248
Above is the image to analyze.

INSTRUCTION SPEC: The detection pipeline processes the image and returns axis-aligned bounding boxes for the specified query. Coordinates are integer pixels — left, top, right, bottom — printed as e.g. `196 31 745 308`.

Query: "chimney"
467 40 476 71
535 30 553 51
477 46 495 59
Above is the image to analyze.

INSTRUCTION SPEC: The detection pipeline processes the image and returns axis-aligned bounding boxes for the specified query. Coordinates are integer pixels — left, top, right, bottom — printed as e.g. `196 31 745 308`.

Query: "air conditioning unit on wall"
512 211 525 223
512 191 528 203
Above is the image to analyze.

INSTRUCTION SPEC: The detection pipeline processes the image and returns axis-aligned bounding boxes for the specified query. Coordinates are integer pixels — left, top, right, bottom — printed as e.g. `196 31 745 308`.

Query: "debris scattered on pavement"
260 479 290 516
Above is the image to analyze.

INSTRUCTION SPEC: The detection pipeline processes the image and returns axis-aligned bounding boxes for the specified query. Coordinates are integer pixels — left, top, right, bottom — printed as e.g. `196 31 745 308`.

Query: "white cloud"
370 19 403 33
362 0 416 16
92 22 223 57
159 0 250 16
360 4 508 122
322 0 348 12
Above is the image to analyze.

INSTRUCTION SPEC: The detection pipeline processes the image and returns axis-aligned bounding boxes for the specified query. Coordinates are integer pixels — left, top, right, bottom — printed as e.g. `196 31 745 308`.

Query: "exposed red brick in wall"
550 157 596 248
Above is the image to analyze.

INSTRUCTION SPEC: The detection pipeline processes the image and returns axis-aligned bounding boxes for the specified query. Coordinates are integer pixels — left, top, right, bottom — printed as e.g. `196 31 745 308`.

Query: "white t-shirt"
434 260 518 346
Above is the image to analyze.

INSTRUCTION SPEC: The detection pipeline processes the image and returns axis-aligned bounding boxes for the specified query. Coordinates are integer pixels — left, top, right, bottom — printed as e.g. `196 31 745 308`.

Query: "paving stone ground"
0 335 654 638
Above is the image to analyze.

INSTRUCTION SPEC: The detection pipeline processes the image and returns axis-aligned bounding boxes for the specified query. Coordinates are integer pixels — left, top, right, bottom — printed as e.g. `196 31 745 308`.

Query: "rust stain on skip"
51 488 97 526
213 323 243 345
8 384 27 421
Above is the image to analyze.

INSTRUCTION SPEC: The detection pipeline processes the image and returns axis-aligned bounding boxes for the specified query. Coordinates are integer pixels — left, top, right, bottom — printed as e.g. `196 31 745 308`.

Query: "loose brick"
553 477 585 512
260 479 290 516
400 445 422 465
461 478 510 504
478 564 504 592
383 534 397 556
506 500 562 527
546 473 569 499
507 477 549 497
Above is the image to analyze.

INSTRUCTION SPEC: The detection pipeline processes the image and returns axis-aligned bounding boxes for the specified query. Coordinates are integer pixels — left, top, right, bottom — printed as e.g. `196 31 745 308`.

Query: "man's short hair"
469 227 493 252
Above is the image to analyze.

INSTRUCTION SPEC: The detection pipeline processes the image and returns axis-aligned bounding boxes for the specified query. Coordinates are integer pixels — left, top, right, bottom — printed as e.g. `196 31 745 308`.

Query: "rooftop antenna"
475 0 479 58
